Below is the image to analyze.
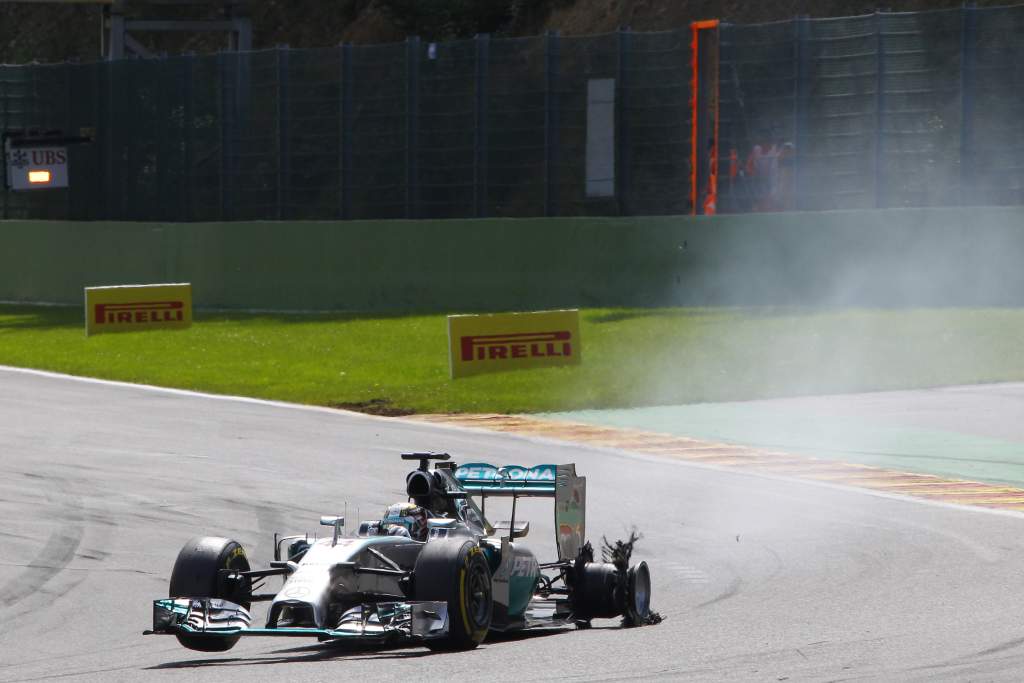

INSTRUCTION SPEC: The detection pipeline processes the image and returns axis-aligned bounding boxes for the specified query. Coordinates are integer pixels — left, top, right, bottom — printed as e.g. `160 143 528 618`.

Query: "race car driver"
380 502 430 541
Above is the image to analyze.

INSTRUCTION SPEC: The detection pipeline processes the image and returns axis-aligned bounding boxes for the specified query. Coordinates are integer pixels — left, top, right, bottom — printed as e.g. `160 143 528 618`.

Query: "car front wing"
145 597 450 643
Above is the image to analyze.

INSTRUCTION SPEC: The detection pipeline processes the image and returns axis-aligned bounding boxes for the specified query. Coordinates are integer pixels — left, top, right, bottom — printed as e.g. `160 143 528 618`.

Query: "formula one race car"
145 452 654 651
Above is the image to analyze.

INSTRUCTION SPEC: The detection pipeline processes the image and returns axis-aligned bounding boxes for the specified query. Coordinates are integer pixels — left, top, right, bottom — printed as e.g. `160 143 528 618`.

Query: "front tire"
414 540 492 650
168 536 251 652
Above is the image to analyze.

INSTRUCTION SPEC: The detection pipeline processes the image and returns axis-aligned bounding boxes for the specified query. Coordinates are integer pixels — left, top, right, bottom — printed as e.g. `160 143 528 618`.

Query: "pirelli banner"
85 283 193 336
448 309 581 379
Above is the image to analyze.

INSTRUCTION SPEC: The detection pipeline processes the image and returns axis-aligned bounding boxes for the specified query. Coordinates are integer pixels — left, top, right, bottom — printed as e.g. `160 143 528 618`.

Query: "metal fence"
719 5 1024 212
1 4 1023 221
0 30 691 221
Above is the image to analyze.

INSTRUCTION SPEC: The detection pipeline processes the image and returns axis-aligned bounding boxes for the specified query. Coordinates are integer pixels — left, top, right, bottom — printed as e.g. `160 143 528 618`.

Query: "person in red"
703 136 718 215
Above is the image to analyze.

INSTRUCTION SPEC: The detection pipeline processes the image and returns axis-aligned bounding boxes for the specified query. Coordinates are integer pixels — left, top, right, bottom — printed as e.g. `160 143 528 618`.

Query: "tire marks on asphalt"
659 562 711 585
0 475 83 611
252 501 289 563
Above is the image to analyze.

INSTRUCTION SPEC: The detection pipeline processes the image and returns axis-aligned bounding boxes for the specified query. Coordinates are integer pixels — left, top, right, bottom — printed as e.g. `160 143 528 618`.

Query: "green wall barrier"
3 207 1024 312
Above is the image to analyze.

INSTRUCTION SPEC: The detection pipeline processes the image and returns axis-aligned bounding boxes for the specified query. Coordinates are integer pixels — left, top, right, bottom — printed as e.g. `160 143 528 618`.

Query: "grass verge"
2 304 1023 414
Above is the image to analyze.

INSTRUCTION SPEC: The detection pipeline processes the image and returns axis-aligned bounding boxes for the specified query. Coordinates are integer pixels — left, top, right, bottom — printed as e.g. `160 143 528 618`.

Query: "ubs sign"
4 142 69 190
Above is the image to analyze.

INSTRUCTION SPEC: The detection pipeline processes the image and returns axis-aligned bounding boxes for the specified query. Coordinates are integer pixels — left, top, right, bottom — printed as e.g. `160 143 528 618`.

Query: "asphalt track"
5 368 1024 681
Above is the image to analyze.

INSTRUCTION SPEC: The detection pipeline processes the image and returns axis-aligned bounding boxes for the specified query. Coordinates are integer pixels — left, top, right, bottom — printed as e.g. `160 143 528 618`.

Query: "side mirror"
273 533 308 562
320 515 345 545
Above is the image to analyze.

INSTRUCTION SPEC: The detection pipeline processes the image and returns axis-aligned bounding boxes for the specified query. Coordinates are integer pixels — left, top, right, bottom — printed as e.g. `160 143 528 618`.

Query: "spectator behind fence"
776 142 796 211
745 135 779 211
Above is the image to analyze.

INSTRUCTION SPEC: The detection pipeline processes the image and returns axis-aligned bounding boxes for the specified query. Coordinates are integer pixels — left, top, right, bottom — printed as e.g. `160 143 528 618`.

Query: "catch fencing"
719 5 1024 212
1 4 1022 221
0 31 691 221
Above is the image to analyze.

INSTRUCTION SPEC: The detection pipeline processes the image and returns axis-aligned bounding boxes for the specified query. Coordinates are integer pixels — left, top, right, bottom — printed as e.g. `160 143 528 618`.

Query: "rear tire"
414 540 492 650
572 561 619 620
168 536 251 652
571 560 654 626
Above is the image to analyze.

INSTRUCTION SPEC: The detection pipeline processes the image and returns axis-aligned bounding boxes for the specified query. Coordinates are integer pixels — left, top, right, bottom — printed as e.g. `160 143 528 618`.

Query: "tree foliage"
376 0 564 40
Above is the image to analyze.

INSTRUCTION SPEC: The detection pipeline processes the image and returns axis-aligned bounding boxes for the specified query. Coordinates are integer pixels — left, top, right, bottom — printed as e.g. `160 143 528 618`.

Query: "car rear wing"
455 462 586 561
455 463 558 495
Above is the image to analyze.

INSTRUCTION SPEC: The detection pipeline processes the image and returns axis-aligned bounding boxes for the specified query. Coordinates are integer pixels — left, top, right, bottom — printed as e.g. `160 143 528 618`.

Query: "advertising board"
85 283 193 336
447 309 581 378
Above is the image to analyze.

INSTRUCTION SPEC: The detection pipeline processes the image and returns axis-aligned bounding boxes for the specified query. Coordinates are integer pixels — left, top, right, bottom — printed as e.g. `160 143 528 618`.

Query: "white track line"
0 364 394 422
4 363 1024 521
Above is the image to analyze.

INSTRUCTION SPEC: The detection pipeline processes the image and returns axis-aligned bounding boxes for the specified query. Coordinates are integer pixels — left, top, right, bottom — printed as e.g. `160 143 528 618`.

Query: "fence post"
406 36 420 219
183 55 193 221
544 30 559 217
959 3 977 206
236 48 251 214
616 27 630 216
277 45 290 220
874 11 887 209
1 66 5 220
95 63 106 219
793 15 810 211
340 43 354 220
218 51 229 221
156 57 169 221
105 61 117 219
1 66 7 220
65 63 74 219
473 33 489 218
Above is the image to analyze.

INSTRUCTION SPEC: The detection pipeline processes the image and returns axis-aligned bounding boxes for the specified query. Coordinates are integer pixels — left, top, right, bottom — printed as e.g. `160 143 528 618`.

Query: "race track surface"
4 367 1024 681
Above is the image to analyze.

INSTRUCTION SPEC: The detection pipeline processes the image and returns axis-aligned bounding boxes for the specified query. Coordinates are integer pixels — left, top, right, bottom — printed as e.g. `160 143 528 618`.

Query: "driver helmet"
380 502 429 541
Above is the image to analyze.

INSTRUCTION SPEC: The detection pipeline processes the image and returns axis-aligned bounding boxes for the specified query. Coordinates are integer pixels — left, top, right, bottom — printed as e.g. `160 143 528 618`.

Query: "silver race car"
145 452 654 651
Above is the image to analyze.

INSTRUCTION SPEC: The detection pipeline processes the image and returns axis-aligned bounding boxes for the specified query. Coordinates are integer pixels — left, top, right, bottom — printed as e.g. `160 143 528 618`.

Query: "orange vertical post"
690 19 720 215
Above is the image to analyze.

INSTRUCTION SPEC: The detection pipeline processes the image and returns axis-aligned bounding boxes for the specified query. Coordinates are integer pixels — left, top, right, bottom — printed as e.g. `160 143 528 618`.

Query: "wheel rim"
630 562 651 619
221 546 251 608
466 561 491 627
